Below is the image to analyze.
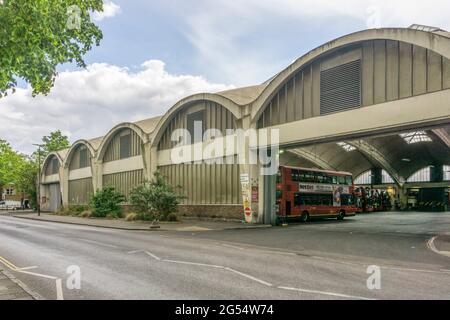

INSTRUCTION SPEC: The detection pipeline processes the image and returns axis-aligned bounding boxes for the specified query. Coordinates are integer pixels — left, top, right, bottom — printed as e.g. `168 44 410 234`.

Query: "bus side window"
276 171 282 183
291 169 299 182
346 176 353 185
332 176 337 184
294 193 301 206
338 176 346 184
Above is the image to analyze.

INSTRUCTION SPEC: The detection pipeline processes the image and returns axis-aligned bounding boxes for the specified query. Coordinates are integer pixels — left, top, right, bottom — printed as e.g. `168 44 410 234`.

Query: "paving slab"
0 271 35 300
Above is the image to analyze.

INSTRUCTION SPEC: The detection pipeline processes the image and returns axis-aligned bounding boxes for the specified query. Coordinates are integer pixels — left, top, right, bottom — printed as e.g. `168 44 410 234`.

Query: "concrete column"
430 165 444 183
144 144 159 181
61 166 69 208
397 185 408 210
92 160 103 193
371 168 382 186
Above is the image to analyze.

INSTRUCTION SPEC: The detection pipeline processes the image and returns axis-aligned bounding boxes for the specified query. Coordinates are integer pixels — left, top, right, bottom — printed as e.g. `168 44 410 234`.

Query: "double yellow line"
0 256 19 271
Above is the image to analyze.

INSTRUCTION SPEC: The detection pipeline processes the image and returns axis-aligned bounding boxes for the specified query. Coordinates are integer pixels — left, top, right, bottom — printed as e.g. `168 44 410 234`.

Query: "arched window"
382 170 395 183
354 171 371 185
444 165 450 181
407 167 431 182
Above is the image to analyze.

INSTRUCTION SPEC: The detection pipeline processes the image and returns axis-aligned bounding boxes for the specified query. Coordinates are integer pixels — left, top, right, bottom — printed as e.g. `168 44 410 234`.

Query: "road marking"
16 266 38 271
163 259 223 269
145 251 161 261
56 279 64 300
427 236 450 258
224 267 272 287
127 250 143 254
0 256 19 270
0 255 63 300
278 286 375 300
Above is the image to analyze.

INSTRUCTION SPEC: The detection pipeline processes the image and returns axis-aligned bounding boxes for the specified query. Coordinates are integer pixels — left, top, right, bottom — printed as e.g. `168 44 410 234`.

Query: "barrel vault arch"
96 123 148 162
251 27 450 123
151 93 243 150
63 140 96 169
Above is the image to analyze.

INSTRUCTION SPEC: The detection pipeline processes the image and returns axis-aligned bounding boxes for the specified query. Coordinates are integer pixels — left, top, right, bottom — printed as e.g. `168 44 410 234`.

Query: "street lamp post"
32 144 42 216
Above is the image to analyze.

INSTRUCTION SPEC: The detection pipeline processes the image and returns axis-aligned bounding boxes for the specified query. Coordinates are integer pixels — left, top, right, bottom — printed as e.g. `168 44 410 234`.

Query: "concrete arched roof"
150 93 243 148
250 27 450 122
96 122 148 161
63 139 97 169
41 149 68 177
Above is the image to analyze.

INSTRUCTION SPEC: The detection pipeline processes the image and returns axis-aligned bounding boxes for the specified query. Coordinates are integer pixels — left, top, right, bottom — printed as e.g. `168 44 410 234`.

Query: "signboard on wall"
240 173 252 223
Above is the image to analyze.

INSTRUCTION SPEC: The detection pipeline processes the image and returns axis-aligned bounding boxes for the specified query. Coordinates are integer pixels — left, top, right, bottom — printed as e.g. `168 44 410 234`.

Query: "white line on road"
162 259 223 269
145 251 161 261
56 279 64 300
278 286 375 300
224 267 273 287
16 266 38 271
427 236 450 258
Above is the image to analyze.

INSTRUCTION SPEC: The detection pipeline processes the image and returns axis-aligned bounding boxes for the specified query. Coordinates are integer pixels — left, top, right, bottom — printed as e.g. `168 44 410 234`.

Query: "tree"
0 0 103 97
129 172 185 222
41 130 70 155
0 139 25 187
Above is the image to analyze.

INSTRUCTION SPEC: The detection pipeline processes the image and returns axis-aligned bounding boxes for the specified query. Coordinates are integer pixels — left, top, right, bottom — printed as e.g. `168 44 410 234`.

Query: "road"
0 211 449 300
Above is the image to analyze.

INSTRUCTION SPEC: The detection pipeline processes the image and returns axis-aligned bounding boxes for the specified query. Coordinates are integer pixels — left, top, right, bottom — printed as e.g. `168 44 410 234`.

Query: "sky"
1 0 450 154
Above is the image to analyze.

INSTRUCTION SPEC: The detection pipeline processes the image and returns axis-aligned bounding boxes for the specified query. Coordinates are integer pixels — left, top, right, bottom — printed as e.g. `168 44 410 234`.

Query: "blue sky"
2 0 449 153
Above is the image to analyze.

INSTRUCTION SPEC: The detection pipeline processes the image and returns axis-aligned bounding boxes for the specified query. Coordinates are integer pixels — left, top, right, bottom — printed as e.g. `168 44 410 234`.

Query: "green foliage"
0 0 103 97
0 139 24 186
33 130 70 164
129 171 184 221
90 186 126 218
41 130 70 154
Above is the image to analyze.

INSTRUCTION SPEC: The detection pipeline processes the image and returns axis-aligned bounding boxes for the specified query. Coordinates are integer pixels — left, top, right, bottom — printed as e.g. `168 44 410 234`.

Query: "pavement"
11 212 271 232
0 211 449 300
0 270 35 300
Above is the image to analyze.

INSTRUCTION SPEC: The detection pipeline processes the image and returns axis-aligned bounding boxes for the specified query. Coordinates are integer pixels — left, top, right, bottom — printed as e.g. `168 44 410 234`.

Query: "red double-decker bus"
276 166 357 222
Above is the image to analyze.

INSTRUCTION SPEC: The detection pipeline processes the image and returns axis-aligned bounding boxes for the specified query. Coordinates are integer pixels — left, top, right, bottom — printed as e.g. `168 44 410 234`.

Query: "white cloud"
0 60 233 154
92 1 121 21
174 0 450 85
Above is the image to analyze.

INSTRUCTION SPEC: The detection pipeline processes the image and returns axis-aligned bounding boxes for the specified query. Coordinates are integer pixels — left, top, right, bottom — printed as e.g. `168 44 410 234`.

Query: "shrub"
90 186 126 218
129 171 184 222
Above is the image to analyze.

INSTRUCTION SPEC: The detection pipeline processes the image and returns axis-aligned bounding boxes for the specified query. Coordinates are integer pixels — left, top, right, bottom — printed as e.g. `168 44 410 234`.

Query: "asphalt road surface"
0 211 449 300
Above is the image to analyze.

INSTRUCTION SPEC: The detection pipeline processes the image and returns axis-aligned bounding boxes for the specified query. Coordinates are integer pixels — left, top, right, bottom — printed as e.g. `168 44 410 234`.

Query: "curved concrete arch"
347 140 404 186
288 149 336 170
150 93 243 149
41 151 65 178
96 123 148 162
63 140 96 169
251 28 450 122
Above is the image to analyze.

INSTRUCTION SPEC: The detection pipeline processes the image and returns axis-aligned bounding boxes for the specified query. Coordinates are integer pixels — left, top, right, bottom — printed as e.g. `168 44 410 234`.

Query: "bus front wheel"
300 211 309 223
337 210 345 221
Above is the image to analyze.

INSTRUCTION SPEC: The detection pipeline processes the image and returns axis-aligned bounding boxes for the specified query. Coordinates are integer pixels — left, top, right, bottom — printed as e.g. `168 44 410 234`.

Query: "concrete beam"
287 149 336 170
256 89 450 149
432 128 450 148
348 140 404 186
